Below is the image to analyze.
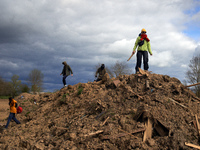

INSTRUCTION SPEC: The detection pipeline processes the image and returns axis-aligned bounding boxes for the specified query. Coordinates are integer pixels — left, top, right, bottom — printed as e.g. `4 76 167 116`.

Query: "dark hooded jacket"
61 61 73 76
95 64 106 80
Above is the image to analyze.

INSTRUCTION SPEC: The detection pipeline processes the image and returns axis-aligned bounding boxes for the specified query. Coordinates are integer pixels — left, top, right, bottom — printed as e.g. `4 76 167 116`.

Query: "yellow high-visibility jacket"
133 36 152 55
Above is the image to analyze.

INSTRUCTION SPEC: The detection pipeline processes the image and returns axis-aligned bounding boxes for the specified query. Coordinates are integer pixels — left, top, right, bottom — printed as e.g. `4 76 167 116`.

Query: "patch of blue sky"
183 4 200 42
183 23 200 42
184 5 200 16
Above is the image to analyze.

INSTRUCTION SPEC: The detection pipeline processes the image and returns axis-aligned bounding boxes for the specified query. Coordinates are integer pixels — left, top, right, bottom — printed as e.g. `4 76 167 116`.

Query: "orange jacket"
10 99 17 113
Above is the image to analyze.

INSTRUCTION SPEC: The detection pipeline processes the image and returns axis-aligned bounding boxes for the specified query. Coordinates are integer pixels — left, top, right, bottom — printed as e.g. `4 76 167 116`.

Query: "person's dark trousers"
62 75 68 86
5 113 21 128
135 51 149 73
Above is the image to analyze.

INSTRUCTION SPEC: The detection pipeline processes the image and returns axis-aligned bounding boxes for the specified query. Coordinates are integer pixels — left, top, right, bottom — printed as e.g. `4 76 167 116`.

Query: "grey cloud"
0 0 200 92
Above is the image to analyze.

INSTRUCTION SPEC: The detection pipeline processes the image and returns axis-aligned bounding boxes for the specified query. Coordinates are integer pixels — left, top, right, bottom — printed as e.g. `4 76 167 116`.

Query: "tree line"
0 69 43 97
0 55 200 98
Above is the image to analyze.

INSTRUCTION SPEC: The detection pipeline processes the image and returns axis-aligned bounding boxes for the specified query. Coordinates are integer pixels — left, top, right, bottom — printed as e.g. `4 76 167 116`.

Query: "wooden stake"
146 80 150 90
168 98 187 109
185 142 200 149
118 128 139 139
127 53 134 61
186 82 200 88
143 118 153 142
195 114 200 135
100 128 145 140
101 117 109 126
84 130 103 137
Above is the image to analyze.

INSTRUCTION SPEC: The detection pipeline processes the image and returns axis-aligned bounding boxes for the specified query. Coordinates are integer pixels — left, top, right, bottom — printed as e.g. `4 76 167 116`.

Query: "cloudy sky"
0 0 200 92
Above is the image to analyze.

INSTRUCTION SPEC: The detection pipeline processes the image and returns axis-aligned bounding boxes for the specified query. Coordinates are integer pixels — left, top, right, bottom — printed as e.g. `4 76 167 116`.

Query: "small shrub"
77 88 83 95
77 84 84 95
59 94 67 105
25 112 30 117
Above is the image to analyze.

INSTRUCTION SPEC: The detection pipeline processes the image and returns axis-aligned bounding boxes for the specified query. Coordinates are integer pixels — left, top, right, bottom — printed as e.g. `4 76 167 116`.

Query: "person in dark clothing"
95 64 106 82
132 28 153 73
60 61 73 87
4 97 21 129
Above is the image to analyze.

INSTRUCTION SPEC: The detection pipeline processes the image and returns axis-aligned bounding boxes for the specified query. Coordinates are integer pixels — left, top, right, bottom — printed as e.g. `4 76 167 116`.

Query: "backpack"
138 40 144 46
17 106 23 114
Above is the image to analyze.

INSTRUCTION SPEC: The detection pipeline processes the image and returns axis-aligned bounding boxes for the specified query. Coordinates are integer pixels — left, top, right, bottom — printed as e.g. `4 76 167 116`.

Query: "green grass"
0 96 10 99
77 84 84 95
77 88 83 95
25 111 30 117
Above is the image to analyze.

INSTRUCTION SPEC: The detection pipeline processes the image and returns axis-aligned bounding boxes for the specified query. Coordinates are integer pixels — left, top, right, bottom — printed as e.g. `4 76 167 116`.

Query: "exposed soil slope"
0 71 200 150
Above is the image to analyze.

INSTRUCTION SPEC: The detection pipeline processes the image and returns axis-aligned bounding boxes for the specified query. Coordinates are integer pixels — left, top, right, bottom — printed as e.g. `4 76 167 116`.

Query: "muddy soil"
0 99 9 125
0 71 200 150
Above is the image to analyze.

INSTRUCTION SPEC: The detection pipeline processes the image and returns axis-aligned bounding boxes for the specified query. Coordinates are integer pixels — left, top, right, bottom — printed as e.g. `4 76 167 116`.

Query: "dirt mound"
1 71 200 150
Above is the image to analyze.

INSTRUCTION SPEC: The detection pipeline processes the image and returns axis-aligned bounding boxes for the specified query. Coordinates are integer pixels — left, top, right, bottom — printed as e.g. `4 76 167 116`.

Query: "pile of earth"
1 70 200 150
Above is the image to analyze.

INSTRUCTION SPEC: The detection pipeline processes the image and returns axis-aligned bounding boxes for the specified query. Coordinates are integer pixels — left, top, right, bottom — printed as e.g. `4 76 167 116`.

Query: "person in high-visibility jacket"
5 97 21 129
132 28 153 73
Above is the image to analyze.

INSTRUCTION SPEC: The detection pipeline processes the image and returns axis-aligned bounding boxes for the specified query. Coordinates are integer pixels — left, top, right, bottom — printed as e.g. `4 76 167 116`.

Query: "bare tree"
185 55 200 97
10 74 21 97
28 69 44 94
110 61 132 77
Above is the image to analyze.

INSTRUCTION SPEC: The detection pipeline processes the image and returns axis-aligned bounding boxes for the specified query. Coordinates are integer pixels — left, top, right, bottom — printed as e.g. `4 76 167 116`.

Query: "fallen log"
185 142 200 149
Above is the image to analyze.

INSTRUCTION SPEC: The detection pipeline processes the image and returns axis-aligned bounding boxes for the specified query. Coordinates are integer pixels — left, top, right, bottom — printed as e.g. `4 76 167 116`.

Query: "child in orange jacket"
5 97 21 129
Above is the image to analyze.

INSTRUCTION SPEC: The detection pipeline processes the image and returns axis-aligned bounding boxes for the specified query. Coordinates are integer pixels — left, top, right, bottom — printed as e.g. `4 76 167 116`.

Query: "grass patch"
25 111 30 117
77 84 84 95
77 88 83 95
59 94 67 104
0 96 10 99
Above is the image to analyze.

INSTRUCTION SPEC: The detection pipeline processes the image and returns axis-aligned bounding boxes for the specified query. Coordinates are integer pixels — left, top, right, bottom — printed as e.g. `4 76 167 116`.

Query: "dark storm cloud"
0 0 200 92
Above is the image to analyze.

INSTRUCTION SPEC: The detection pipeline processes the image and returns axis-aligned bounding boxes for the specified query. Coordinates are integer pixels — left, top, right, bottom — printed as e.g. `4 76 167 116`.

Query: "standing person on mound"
60 61 73 87
4 97 21 129
95 64 106 82
132 28 153 73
